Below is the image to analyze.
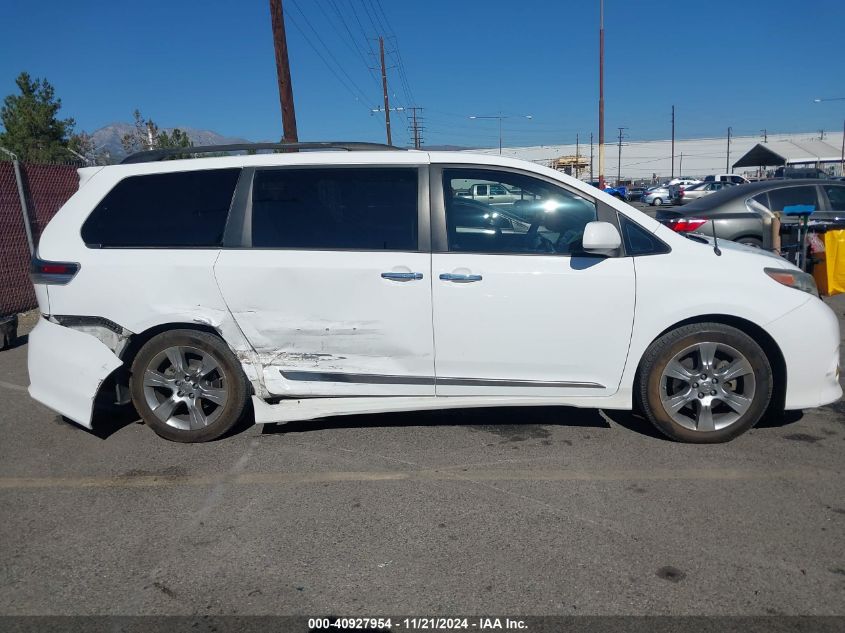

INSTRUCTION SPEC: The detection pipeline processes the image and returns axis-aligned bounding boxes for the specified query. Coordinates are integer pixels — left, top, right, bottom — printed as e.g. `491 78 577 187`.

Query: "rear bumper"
765 298 842 410
27 318 123 428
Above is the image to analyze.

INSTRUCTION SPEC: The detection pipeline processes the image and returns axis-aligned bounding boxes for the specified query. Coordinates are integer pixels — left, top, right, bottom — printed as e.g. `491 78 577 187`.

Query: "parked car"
773 166 830 179
667 178 702 188
625 187 647 202
586 181 627 199
27 143 841 444
643 186 673 206
457 182 523 207
704 174 749 184
656 179 845 247
677 181 737 205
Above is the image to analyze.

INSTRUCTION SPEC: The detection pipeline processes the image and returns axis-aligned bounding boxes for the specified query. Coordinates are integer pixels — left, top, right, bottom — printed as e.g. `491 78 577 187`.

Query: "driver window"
443 168 597 255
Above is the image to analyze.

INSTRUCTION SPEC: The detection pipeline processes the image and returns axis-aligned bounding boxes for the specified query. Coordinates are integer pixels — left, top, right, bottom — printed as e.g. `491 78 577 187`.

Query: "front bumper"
27 318 123 428
765 297 842 410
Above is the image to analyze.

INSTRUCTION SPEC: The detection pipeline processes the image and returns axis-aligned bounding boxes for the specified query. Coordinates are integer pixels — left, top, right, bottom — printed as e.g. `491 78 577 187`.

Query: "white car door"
431 165 635 397
214 164 435 397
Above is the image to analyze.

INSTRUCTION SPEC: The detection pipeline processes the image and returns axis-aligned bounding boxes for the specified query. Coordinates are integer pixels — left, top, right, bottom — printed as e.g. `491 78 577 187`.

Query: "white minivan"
28 143 841 443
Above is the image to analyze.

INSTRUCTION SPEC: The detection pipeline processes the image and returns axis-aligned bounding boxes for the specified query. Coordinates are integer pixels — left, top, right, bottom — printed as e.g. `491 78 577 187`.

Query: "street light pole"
598 0 605 189
468 113 532 155
813 97 845 176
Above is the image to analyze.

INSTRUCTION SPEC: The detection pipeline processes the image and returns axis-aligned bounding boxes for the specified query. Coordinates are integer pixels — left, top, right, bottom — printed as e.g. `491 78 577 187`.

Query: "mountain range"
89 123 251 159
88 122 471 158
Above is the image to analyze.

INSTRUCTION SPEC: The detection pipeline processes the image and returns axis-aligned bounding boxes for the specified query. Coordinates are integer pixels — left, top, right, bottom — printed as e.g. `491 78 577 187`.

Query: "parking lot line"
0 466 836 490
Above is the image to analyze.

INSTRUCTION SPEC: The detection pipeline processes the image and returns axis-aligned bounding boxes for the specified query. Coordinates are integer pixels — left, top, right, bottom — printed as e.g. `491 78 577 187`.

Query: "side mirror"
582 221 622 255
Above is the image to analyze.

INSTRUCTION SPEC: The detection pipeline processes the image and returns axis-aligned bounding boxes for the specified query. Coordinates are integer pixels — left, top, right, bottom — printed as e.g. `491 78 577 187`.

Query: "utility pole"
598 0 605 189
761 128 767 143
575 133 580 178
726 126 732 173
590 132 594 182
670 105 675 179
269 0 298 143
679 152 683 176
408 107 424 149
378 36 392 145
616 127 627 186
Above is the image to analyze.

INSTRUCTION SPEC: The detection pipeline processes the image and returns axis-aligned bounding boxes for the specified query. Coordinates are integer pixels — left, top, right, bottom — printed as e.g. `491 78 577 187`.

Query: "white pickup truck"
457 182 524 207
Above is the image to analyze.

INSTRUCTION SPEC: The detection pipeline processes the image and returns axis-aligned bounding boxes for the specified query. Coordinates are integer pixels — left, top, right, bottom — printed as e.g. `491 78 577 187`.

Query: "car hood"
685 234 800 270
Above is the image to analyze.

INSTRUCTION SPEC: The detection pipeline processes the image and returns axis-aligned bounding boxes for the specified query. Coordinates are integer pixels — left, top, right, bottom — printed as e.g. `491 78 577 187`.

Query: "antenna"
711 219 722 256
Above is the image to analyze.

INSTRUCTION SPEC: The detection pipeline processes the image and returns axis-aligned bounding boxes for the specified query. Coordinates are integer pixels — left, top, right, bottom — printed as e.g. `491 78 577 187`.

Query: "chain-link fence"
1 157 82 317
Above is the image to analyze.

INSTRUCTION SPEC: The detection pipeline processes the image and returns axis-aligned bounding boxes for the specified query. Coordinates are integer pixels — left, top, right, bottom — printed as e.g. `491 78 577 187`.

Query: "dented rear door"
214 163 435 397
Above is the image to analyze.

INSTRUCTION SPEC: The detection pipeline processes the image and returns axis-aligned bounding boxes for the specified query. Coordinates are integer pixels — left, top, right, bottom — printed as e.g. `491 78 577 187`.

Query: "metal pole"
575 133 580 178
726 126 732 173
270 0 299 143
679 152 683 176
616 127 626 186
378 36 392 145
671 105 675 179
498 114 503 155
841 118 844 176
1 148 35 256
598 0 605 189
590 133 594 182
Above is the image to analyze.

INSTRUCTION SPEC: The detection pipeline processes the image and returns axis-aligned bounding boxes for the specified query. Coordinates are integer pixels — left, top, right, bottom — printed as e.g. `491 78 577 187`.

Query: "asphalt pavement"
0 298 843 617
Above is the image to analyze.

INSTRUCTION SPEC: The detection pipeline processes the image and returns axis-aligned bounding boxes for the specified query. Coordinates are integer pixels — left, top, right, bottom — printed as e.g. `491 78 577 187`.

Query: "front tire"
130 330 249 442
652 197 663 206
636 323 772 443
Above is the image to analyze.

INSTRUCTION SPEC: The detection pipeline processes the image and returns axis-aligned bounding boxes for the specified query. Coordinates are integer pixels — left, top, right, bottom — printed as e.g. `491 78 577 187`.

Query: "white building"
465 131 844 183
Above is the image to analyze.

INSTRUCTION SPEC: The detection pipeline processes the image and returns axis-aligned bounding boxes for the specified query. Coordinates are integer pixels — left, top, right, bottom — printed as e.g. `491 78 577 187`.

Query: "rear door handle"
439 273 483 282
381 272 423 281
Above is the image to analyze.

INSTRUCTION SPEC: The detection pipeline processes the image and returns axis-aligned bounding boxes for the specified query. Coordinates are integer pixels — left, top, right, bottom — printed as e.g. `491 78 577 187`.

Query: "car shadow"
261 405 610 437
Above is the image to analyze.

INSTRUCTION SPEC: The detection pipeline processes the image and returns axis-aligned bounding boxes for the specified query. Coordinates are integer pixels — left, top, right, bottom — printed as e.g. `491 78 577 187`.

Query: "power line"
320 0 381 90
286 0 376 110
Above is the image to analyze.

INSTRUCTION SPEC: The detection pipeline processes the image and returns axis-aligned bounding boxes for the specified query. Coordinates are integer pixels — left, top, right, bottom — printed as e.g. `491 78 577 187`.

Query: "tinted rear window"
81 169 240 248
250 167 418 250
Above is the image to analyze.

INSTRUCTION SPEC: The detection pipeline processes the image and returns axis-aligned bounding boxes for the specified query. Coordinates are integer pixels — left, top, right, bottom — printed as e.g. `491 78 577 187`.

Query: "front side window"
250 167 418 250
443 168 596 255
766 186 819 213
81 169 240 248
823 185 845 209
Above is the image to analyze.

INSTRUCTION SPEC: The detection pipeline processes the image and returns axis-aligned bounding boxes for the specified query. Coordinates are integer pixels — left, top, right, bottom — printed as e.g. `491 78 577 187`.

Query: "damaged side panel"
215 250 435 397
27 318 123 428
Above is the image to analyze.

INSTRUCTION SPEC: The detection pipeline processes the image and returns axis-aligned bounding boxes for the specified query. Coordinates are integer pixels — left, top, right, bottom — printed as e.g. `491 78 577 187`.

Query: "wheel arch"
635 313 787 415
105 321 252 405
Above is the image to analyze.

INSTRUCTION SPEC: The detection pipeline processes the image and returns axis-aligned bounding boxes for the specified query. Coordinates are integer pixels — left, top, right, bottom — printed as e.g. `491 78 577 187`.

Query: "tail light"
680 190 685 198
30 255 80 285
663 218 708 233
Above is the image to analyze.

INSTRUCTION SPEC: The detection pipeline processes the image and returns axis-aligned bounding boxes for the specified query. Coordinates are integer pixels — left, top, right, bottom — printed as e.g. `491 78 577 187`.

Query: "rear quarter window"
81 169 241 248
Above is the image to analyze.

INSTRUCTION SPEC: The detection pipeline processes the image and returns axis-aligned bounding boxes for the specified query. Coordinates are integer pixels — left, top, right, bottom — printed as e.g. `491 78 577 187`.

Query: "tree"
121 109 193 158
0 72 76 162
69 130 112 165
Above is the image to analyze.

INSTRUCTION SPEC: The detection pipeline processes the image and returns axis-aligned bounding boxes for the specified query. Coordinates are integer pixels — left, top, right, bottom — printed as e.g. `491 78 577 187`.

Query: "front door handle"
439 273 483 282
381 272 423 281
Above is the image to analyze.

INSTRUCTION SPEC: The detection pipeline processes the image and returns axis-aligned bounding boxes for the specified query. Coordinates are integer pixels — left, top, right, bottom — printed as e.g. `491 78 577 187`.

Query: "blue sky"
1 0 844 148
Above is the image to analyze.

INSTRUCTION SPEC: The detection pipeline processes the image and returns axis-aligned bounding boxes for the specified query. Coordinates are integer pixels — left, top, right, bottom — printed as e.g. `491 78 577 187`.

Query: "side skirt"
251 391 633 425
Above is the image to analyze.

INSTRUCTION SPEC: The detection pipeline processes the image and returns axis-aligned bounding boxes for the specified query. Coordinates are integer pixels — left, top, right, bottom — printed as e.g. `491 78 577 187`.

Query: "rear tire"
130 330 249 442
636 323 772 443
737 236 763 248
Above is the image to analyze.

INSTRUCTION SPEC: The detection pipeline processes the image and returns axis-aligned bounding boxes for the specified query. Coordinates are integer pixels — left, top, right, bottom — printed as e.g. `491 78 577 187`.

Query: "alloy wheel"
659 341 756 432
142 345 228 430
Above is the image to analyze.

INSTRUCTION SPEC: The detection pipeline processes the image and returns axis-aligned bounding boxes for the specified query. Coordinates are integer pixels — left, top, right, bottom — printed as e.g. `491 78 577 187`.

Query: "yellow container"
814 230 845 296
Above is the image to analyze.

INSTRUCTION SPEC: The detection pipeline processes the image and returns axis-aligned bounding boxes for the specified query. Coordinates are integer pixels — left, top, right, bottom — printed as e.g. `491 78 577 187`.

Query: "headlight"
764 267 819 297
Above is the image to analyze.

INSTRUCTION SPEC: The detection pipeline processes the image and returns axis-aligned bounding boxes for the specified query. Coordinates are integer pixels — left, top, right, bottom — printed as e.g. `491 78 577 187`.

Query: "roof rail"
120 141 404 164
